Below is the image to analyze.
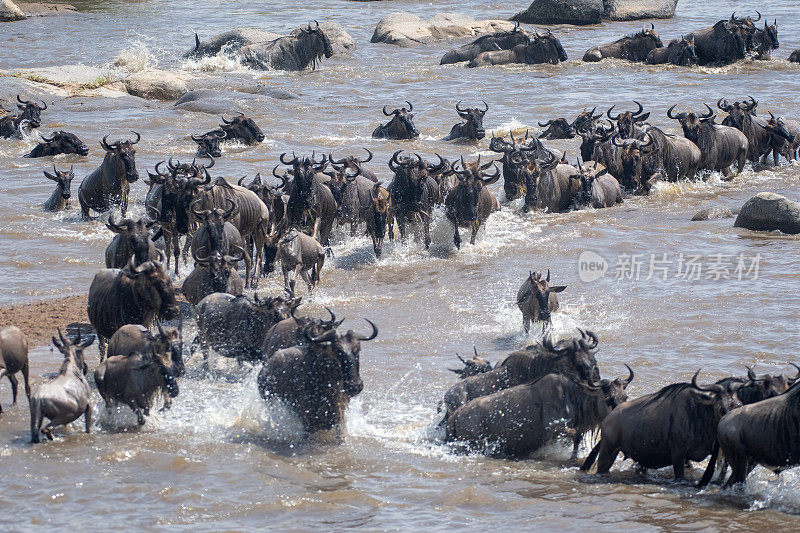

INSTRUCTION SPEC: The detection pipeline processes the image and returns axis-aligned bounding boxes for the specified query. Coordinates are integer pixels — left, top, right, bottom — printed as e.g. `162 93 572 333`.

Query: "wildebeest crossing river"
2 0 800 529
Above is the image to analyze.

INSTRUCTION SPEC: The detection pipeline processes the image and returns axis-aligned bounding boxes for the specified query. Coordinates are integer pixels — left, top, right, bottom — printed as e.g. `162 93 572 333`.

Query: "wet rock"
691 205 739 221
174 89 288 116
603 0 679 21
291 22 355 54
16 2 77 17
13 65 115 88
371 12 515 47
0 0 25 21
511 0 604 26
790 50 800 63
124 69 188 101
734 192 800 234
186 28 281 58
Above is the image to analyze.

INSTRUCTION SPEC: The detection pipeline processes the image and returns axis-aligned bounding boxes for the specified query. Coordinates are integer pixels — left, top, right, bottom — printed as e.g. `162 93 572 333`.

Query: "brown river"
1 0 800 529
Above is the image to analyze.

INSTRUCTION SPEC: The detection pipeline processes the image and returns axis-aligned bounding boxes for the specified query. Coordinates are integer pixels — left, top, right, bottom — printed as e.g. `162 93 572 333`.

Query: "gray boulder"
124 69 188 101
0 0 25 21
511 0 604 25
691 205 738 221
371 12 515 47
603 0 679 21
16 2 77 17
734 192 800 234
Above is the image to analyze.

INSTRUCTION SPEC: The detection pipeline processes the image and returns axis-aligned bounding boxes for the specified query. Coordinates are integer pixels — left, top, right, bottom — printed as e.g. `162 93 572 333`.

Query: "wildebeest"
440 23 529 65
239 22 333 71
506 149 560 211
107 323 184 378
645 35 699 66
468 30 567 68
572 107 603 136
24 131 89 158
365 182 390 258
445 156 501 249
448 348 493 379
281 152 337 246
444 101 488 141
534 157 581 213
373 102 419 140
717 96 772 164
94 345 179 425
667 104 748 178
41 165 74 212
751 19 779 60
195 291 299 363
581 371 740 480
579 119 614 163
447 369 632 459
0 326 30 414
607 100 650 139
78 132 140 218
322 164 371 236
441 330 602 421
257 318 377 437
762 111 799 165
182 246 245 305
261 306 341 360
0 95 46 139
218 114 264 145
105 213 161 268
489 131 548 201
516 269 566 334
571 160 623 208
29 329 94 443
328 148 379 183
684 14 754 66
192 129 226 158
538 118 575 140
387 151 443 249
189 197 245 259
277 228 325 293
583 25 662 63
87 258 179 359
790 50 800 62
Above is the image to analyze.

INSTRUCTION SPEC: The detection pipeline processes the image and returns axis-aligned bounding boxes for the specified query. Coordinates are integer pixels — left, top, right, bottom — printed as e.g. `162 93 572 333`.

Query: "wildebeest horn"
691 369 716 392
193 245 211 266
743 95 758 111
666 104 682 120
17 95 27 105
631 101 644 117
191 133 203 142
106 213 126 233
221 115 232 124
546 268 550 282
353 319 378 341
429 154 447 173
481 164 500 183
41 132 56 143
789 362 800 383
100 134 115 151
168 156 178 171
611 133 625 147
225 245 246 264
607 105 621 121
359 148 373 163
57 327 68 346
455 100 468 115
481 100 489 113
237 176 247 186
309 328 338 345
322 306 337 327
700 103 714 119
622 364 634 388
389 149 403 171
221 197 237 219
717 98 732 112
329 151 348 166
279 152 296 165
579 329 598 350
129 131 141 145
746 365 759 381
382 105 394 117
538 119 554 127
405 101 413 112
753 10 761 22
190 198 208 218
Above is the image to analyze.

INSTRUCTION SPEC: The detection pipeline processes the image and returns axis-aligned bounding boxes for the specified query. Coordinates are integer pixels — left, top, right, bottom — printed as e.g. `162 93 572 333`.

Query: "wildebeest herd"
2 10 800 501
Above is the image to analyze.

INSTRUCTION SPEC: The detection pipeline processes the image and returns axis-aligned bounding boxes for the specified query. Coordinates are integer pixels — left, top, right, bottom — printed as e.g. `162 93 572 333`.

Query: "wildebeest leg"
671 450 686 481
594 441 618 474
350 220 357 237
773 148 780 167
720 165 732 181
30 405 42 442
8 373 18 405
21 360 31 399
522 316 530 334
300 266 314 292
580 441 601 471
453 226 461 249
98 336 108 362
722 453 748 488
424 219 431 249
470 224 478 246
570 432 583 461
698 440 719 488
84 404 92 433
736 149 746 176
181 235 192 269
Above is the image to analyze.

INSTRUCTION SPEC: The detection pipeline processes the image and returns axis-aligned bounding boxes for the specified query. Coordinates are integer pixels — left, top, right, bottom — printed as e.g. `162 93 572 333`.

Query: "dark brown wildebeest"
516 269 566 334
0 95 46 139
189 197 245 259
534 156 581 213
538 118 575 140
583 25 662 62
750 19 779 60
322 164 370 236
448 348 493 379
87 258 179 360
667 104 748 178
489 132 533 201
447 368 633 459
78 132 140 218
25 131 89 158
277 228 325 293
683 13 755 66
105 213 161 268
41 165 75 212
218 113 264 145
257 318 377 437
261 306 340 361
192 129 226 158
441 330 602 422
440 22 529 65
195 291 299 364
607 100 650 139
444 101 488 141
581 370 740 481
578 119 614 163
239 22 333 71
281 152 336 246
717 96 772 164
373 102 419 140
94 345 179 425
29 329 94 443
506 150 561 211
762 111 799 165
468 30 567 68
387 151 444 249
572 107 603 136
107 323 184 377
329 148 379 183
183 247 245 305
365 182 390 258
612 127 701 193
0 326 30 414
445 155 501 249
646 35 699 66
790 50 800 62
571 160 623 208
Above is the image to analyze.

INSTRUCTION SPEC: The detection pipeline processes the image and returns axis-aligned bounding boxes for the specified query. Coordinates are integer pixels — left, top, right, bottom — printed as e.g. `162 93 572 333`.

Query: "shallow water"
2 0 800 529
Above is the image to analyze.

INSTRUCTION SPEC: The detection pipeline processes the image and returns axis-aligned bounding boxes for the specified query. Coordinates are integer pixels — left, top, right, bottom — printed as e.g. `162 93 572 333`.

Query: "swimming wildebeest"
762 111 799 165
570 160 623 208
645 36 699 66
41 165 75 211
607 100 650 139
444 155 501 249
277 228 325 294
0 326 30 414
29 329 94 443
107 323 184 378
581 371 740 481
516 269 566 334
182 247 245 305
441 330 602 422
750 19 779 60
0 95 46 139
189 197 245 259
790 50 800 62
218 114 265 145
444 101 488 141
387 151 444 249
716 96 772 164
489 132 538 200
365 181 391 258
87 258 179 360
583 25 662 62
238 21 334 71
25 131 89 158
281 152 337 246
372 101 419 140
261 306 341 360
468 30 567 68
192 129 226 158
78 132 140 218
440 22 529 65
538 118 575 140
533 154 581 213
448 348 493 379
257 318 377 437
683 13 754 66
104 213 161 268
447 368 633 459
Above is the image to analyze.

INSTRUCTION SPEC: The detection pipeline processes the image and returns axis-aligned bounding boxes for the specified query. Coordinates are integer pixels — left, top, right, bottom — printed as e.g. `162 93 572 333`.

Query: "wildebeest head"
329 148 374 176
455 101 488 140
282 151 328 210
761 111 795 143
572 107 602 135
149 158 213 234
297 20 334 67
526 30 568 64
122 257 179 320
322 160 361 206
190 196 237 251
192 129 226 158
304 318 378 397
193 245 245 294
100 131 140 183
149 321 184 377
382 101 419 139
16 95 46 128
106 212 159 266
720 13 756 59
667 103 715 142
717 95 757 128
220 113 265 145
27 131 89 158
510 148 558 207
571 159 609 205
614 132 656 190
43 165 74 201
452 155 500 221
244 170 287 208
368 182 390 257
761 19 779 50
388 149 436 210
734 364 797 404
256 290 303 325
448 347 493 378
52 327 94 375
539 117 575 140
517 269 567 323
689 370 741 413
578 364 634 409
607 100 649 139
541 329 601 382
578 119 614 162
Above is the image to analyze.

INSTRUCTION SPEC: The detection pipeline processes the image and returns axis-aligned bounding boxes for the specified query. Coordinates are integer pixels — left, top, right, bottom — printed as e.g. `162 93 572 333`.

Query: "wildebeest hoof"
43 428 54 441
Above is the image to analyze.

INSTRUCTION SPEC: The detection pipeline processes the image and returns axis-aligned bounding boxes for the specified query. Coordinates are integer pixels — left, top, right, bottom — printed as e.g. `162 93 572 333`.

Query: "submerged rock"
511 0 604 26
603 0 679 21
734 192 800 234
124 69 188 101
691 205 739 221
16 2 77 17
174 89 289 115
371 12 515 47
0 0 25 21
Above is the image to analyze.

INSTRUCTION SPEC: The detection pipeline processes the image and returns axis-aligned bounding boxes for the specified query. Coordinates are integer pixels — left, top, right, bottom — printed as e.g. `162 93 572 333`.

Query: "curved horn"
607 105 621 121
691 369 715 392
753 10 761 22
538 119 555 127
323 306 336 326
405 101 413 112
743 95 758 111
41 132 56 143
611 133 626 147
191 133 204 142
353 319 378 341
746 365 758 381
279 152 296 165
17 95 26 105
129 131 141 145
581 330 598 349
701 103 715 119
221 115 232 124
623 364 634 387
100 134 113 151
382 105 393 117
631 100 644 117
359 148 373 163
717 98 733 112
190 197 208 218
666 104 681 120
455 100 468 115
221 197 237 219
481 100 489 113
789 362 800 383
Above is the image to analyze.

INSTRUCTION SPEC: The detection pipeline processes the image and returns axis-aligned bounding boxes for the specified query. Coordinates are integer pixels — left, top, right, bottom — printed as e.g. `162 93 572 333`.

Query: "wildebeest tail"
29 396 42 443
697 439 720 488
580 441 602 471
